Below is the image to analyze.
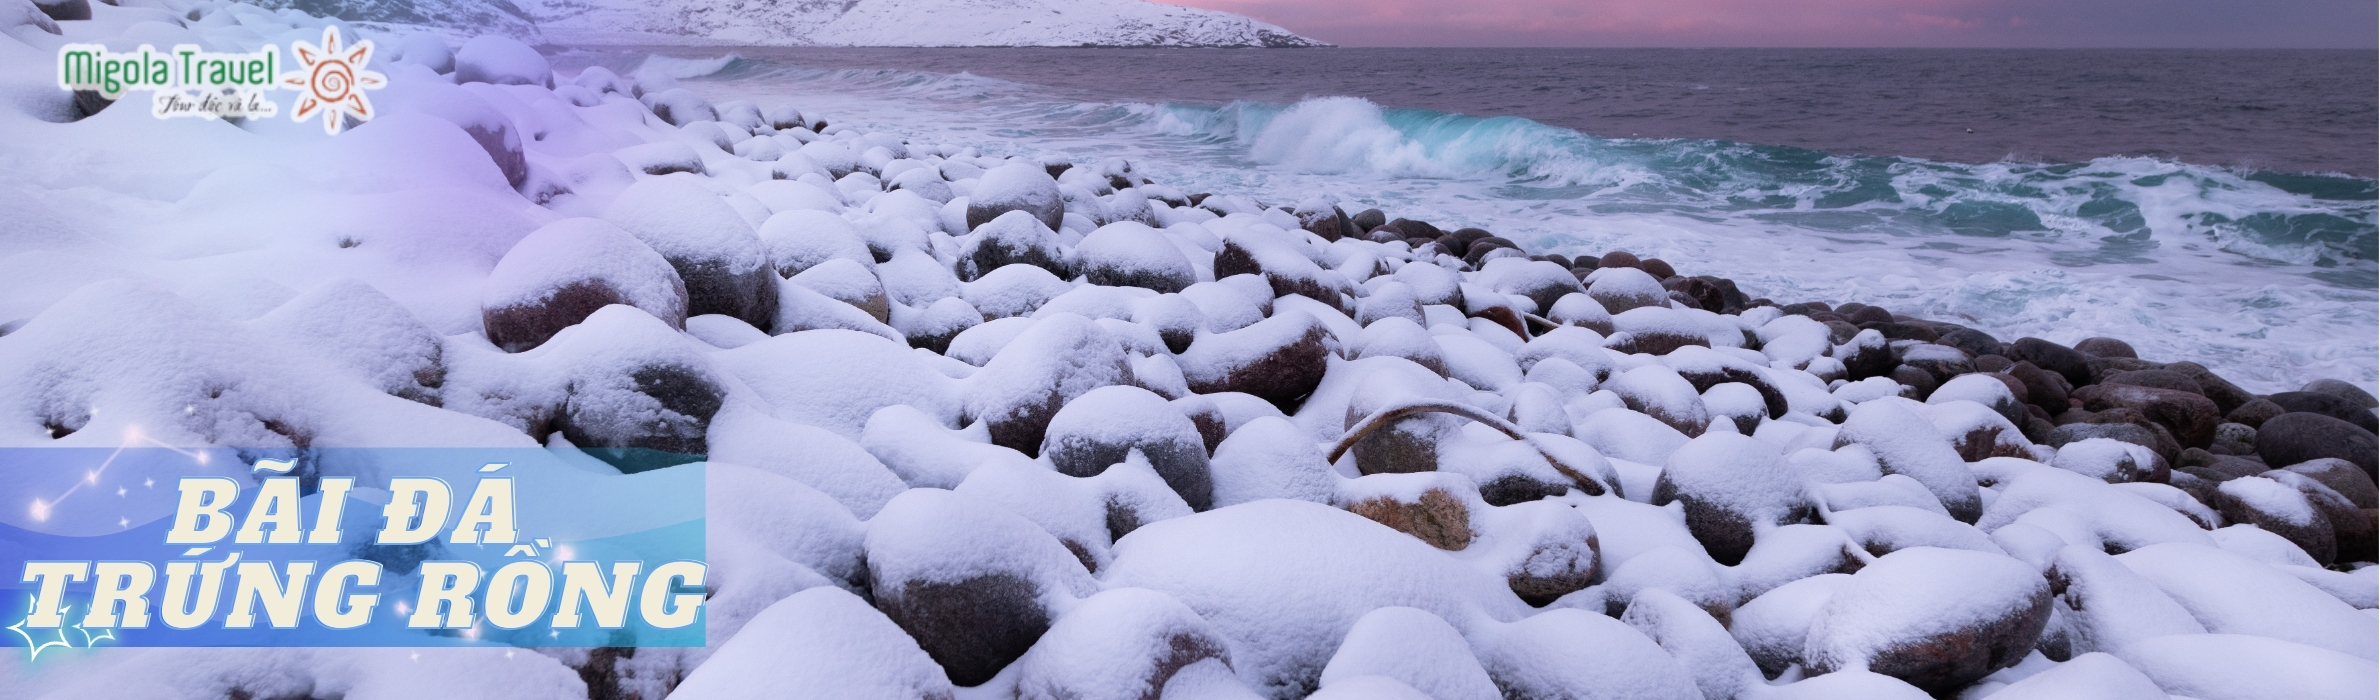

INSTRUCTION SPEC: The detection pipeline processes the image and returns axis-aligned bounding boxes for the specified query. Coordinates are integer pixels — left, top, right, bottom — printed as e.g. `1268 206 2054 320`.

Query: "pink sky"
1168 0 2377 48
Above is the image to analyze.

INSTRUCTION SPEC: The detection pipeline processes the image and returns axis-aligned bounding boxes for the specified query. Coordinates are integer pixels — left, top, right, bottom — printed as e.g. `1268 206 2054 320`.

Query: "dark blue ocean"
560 47 2379 391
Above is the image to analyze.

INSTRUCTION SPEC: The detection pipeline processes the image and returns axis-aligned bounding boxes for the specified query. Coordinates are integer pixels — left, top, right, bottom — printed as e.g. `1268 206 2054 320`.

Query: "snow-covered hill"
260 0 1328 47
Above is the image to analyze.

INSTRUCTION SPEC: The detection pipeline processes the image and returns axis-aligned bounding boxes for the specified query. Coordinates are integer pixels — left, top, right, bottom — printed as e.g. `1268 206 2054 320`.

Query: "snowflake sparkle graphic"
279 26 386 135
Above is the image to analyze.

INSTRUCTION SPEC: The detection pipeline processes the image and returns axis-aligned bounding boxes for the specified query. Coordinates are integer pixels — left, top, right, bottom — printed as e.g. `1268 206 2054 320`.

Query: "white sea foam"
660 58 2374 393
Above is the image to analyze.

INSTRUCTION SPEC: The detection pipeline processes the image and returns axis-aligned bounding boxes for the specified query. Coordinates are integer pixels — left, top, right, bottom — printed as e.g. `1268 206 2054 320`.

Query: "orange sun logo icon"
279 26 386 136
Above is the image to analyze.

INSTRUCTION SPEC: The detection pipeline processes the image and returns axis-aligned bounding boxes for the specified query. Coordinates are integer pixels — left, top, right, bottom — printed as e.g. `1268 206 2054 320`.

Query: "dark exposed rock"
2102 369 2202 395
1639 258 1677 279
485 276 682 354
69 90 110 120
2072 337 2137 359
2163 361 2255 416
2208 421 2258 456
1340 365 1461 476
1464 238 1517 267
1351 208 1387 233
1862 321 1940 342
2020 414 2057 444
2177 448 2269 481
1835 330 1897 381
2284 458 2378 509
2267 391 2378 434
1173 395 1229 455
1972 354 2015 373
1345 488 1473 550
1663 276 1725 313
2301 378 2378 409
2007 362 2070 416
1479 474 1573 507
2225 398 2287 428
1396 219 1449 242
1891 364 1939 400
2056 407 2183 463
1598 251 1641 269
1939 329 2007 359
2072 383 2221 449
33 0 89 21
1669 362 1788 420
882 573 1044 687
2010 338 2093 389
2086 356 2163 384
866 491 1091 688
1843 304 1893 325
2257 412 2378 479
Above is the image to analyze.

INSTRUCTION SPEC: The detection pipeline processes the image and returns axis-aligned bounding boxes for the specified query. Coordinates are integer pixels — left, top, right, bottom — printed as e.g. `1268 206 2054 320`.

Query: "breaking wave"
1152 96 2379 274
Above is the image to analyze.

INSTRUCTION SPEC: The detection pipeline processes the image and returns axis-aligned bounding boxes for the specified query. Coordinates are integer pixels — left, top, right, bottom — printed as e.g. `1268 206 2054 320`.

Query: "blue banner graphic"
1 448 706 658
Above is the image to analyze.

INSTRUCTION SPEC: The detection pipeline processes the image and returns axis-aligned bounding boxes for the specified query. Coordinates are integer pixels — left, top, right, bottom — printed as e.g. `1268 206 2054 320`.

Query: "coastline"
2 11 2377 699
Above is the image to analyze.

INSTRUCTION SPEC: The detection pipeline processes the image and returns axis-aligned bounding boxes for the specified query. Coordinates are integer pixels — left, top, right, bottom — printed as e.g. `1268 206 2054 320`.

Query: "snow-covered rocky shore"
2 5 2376 700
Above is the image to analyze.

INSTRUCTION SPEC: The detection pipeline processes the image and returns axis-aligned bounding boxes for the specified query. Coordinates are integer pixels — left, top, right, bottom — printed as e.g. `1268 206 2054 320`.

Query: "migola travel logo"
56 26 386 134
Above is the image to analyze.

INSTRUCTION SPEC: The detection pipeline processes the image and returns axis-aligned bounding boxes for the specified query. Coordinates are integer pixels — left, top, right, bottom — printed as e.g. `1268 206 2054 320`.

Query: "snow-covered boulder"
1470 608 1702 700
1102 500 1529 697
452 35 552 88
1651 432 1816 565
602 176 779 329
968 162 1066 230
2044 544 2206 655
757 208 872 276
1209 416 1338 507
1803 547 2052 693
1077 221 1196 293
2113 634 2377 700
1620 588 1761 700
958 210 1073 281
1318 607 1500 700
1179 310 1332 410
669 587 956 699
1009 588 1241 698
1834 399 1984 522
967 313 1136 453
1041 385 1214 510
256 279 448 405
481 218 687 352
1586 266 1667 314
1731 572 1851 677
863 488 1100 687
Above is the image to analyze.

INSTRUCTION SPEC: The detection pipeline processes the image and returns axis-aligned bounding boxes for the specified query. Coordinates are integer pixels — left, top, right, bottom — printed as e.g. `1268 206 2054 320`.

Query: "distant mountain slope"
256 0 545 42
260 0 1328 47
